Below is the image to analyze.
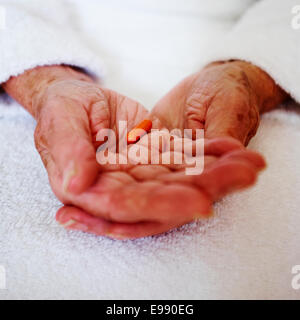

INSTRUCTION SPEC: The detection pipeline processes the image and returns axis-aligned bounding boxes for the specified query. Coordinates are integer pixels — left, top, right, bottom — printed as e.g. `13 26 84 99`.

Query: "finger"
108 221 169 239
104 88 149 134
38 100 100 195
56 205 162 239
222 149 266 171
35 148 67 200
126 131 194 169
57 205 112 235
57 205 198 240
129 165 171 180
204 137 244 156
135 129 243 159
107 219 188 239
158 150 262 200
89 99 111 148
204 91 259 145
68 174 212 223
125 135 241 171
184 91 208 131
107 181 212 223
196 158 258 199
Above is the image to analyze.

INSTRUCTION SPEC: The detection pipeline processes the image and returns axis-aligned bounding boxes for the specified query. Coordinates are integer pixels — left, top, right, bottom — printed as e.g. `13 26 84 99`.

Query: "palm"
56 93 264 238
37 81 148 202
45 80 264 239
56 90 214 238
47 84 210 238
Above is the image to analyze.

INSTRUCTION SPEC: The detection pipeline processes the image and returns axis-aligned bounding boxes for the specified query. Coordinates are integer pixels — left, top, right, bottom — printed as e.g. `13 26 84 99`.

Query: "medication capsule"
127 119 152 144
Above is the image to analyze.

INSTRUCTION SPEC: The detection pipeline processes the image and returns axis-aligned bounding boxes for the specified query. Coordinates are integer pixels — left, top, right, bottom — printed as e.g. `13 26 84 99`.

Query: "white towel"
0 0 300 299
0 102 300 299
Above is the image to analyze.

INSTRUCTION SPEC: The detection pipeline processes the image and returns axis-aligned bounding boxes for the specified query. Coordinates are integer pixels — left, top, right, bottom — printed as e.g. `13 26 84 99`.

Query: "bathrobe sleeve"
0 0 105 85
204 0 300 102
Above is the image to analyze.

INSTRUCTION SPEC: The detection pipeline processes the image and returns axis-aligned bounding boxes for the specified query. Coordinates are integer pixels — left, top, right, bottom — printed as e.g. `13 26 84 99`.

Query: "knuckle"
34 124 51 168
185 91 212 120
185 102 204 122
34 122 48 154
33 123 43 151
186 91 209 108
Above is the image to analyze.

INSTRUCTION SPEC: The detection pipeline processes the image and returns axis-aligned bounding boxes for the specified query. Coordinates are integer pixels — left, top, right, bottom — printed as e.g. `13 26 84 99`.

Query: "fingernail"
194 209 214 220
63 161 77 194
56 210 67 223
207 208 214 217
106 233 130 240
59 218 76 227
60 219 89 232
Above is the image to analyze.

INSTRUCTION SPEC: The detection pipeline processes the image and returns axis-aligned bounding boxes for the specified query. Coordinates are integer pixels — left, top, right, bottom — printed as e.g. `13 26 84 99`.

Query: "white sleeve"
203 0 300 102
0 0 105 84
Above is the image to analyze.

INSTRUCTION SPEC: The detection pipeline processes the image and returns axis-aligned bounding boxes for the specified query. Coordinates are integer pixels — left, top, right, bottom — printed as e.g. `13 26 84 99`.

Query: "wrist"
229 60 288 113
3 65 94 118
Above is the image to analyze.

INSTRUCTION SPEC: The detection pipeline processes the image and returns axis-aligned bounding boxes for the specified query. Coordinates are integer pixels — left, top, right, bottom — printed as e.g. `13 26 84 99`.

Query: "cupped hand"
33 78 148 201
151 60 287 145
29 72 217 238
56 132 266 239
51 62 272 240
3 64 269 240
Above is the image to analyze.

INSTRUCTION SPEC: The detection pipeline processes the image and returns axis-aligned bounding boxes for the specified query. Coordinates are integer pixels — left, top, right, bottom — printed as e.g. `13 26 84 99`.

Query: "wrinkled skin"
151 61 287 145
35 80 265 240
4 61 286 239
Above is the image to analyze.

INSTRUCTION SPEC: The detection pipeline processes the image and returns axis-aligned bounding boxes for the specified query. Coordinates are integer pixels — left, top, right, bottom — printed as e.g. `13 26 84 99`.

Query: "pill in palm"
127 119 152 144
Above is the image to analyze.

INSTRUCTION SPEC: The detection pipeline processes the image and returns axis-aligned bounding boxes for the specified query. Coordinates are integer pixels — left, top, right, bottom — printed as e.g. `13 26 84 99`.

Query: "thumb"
35 102 100 195
203 93 260 145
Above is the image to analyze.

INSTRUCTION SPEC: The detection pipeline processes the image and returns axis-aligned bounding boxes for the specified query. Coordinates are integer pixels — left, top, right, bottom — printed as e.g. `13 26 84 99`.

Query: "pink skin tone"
151 60 288 145
3 61 287 239
56 141 265 239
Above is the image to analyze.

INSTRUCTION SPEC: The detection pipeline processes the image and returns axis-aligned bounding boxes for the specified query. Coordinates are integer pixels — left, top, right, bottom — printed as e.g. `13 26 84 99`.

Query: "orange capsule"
127 119 152 144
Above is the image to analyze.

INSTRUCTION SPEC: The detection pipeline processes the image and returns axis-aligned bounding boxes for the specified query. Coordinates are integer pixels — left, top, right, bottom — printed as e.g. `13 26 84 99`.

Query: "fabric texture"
0 0 300 299
0 102 300 299
203 0 300 102
0 0 105 83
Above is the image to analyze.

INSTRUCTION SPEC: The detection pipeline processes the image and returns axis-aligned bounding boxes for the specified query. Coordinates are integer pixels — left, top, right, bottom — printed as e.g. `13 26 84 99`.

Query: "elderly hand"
56 135 265 239
3 64 267 240
151 60 288 145
4 65 148 199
